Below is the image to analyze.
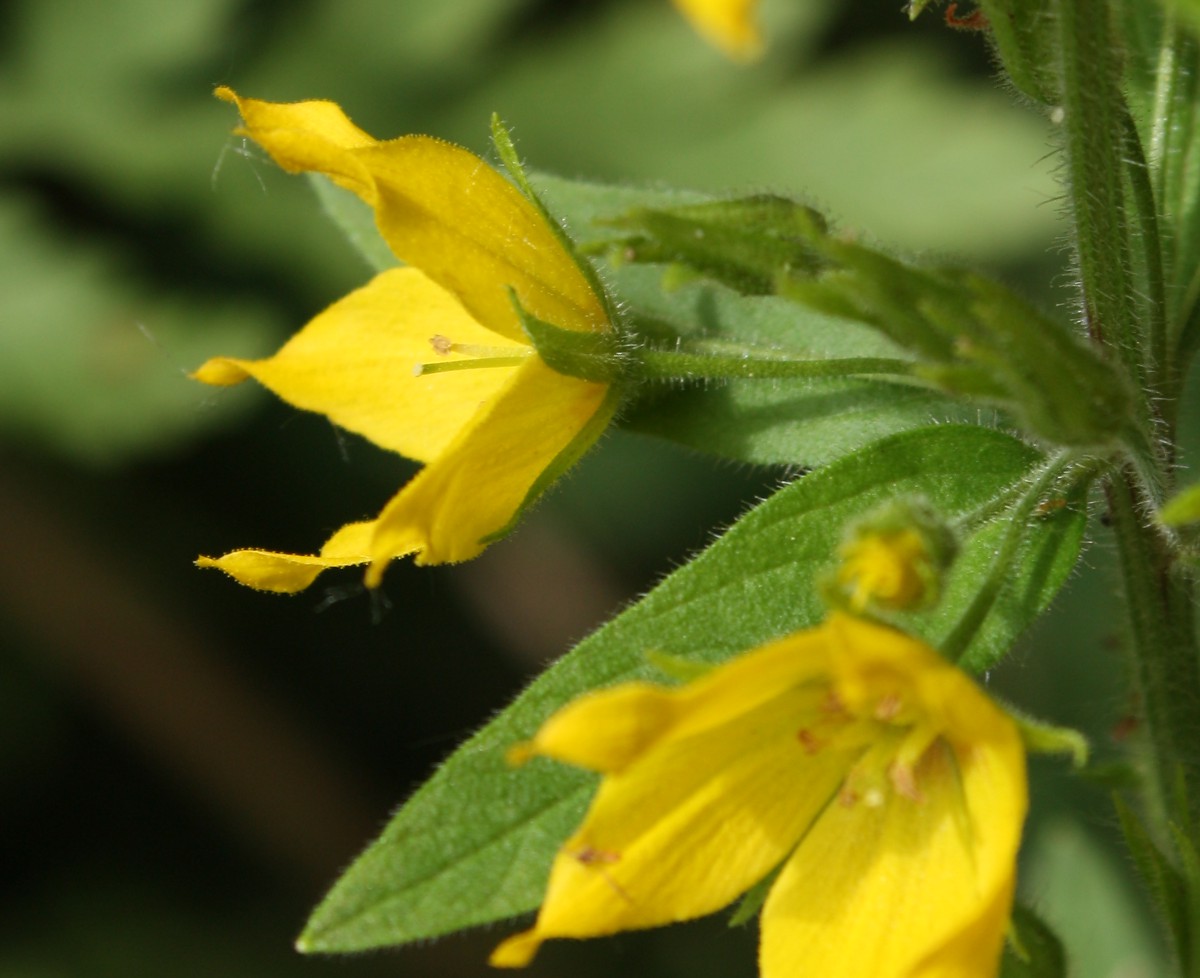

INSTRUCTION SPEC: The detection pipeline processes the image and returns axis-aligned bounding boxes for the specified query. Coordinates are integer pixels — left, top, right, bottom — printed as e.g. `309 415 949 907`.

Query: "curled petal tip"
191 356 252 386
489 929 544 968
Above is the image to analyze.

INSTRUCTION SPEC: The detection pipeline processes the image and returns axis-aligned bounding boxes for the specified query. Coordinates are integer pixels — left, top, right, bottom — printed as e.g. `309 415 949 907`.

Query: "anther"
796 729 823 754
875 693 902 721
574 846 621 867
820 691 846 715
889 762 924 802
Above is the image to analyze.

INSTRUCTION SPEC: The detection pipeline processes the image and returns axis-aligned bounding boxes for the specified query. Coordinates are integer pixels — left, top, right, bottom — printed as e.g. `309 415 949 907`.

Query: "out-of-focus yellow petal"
366 359 611 573
670 0 762 60
500 611 1027 972
195 520 382 594
192 267 523 464
494 680 849 965
825 613 1017 747
493 628 847 965
760 644 1026 978
489 929 543 968
216 87 607 343
761 734 1023 978
525 628 830 774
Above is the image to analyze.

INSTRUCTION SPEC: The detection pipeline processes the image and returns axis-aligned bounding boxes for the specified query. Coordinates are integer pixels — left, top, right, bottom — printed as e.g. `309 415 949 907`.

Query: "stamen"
428 335 528 359
889 762 924 802
414 353 531 376
875 693 902 721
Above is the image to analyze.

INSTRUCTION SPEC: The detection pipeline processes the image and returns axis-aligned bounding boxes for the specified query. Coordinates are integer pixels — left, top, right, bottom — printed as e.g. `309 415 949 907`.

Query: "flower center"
797 686 943 809
413 334 532 376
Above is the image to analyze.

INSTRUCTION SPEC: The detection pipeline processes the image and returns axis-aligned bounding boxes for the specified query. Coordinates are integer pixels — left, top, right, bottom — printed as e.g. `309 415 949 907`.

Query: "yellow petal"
216 88 607 343
494 631 848 961
670 0 763 60
195 520 382 594
193 267 523 464
489 929 544 969
527 628 831 774
366 358 611 573
824 612 1019 748
760 712 1025 978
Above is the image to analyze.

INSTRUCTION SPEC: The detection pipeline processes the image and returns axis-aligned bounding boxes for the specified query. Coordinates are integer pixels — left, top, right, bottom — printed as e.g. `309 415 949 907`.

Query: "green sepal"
1113 793 1189 963
786 248 1135 450
975 0 1062 105
511 294 629 384
533 177 972 468
907 0 1060 104
727 863 782 928
1001 903 1067 978
600 195 828 295
491 115 622 330
1009 709 1089 767
605 191 1134 450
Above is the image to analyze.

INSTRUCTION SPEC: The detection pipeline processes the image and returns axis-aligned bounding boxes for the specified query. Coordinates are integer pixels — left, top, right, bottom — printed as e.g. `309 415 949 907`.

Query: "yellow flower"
492 612 1026 978
195 89 618 593
670 0 763 60
838 528 934 611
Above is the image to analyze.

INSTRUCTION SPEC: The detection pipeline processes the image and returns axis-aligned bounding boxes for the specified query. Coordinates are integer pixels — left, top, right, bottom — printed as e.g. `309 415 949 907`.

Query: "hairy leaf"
299 425 1085 952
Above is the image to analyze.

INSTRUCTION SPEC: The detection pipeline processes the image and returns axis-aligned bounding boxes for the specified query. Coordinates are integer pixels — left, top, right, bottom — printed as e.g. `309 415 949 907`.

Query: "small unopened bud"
833 498 957 612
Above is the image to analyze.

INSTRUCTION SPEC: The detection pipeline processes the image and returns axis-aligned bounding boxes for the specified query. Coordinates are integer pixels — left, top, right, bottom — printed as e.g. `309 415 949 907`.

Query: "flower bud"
833 498 957 612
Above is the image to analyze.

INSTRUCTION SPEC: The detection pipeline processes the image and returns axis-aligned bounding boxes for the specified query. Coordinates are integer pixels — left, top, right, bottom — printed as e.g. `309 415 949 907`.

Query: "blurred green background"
0 0 1171 975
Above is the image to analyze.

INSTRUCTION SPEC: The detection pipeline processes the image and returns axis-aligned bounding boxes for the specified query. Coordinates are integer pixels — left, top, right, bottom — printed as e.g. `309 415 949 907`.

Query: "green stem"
1107 469 1200 837
634 345 917 382
1057 0 1140 383
1121 106 1171 407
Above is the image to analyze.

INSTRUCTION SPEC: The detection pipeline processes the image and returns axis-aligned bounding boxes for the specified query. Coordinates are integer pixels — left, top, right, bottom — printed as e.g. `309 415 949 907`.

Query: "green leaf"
299 425 1084 952
1137 17 1200 354
612 264 961 467
975 0 1062 105
1113 793 1189 959
306 174 398 273
1001 903 1067 978
545 173 1130 458
536 175 971 466
1161 481 1200 525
